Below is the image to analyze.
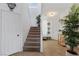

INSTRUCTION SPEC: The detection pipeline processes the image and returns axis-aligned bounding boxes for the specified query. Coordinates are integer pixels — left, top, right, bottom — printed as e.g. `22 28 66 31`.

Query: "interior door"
2 10 22 55
0 9 2 55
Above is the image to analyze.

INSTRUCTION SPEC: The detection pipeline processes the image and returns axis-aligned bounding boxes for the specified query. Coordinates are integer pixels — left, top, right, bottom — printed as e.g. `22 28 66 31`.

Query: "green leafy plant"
61 4 79 55
36 14 41 27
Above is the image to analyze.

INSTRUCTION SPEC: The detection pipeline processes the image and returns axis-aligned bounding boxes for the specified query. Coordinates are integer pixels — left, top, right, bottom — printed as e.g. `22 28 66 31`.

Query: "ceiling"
41 3 73 18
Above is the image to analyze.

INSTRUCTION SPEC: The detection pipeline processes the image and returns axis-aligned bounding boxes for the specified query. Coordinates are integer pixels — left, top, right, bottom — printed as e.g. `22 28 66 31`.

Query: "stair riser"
30 31 40 33
29 32 40 34
29 32 40 33
30 28 40 30
28 34 40 36
27 38 40 39
30 27 40 28
29 33 40 35
23 48 40 52
27 36 40 38
30 30 40 31
29 32 40 35
26 39 40 42
28 35 40 36
24 43 40 46
23 46 40 48
26 40 40 42
31 27 40 29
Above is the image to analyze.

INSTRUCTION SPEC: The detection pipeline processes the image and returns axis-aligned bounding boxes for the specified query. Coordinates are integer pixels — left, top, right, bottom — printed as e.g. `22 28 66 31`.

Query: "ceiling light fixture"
47 11 56 17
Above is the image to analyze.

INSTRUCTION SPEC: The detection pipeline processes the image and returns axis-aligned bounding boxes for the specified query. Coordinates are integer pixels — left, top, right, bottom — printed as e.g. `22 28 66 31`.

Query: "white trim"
40 16 43 52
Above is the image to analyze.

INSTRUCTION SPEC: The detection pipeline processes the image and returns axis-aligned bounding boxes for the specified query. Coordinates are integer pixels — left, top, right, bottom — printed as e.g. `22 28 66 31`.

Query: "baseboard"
9 49 23 56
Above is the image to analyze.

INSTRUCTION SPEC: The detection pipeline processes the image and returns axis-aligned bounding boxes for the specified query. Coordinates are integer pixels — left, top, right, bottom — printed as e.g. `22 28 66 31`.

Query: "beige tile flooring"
43 40 66 56
11 40 79 56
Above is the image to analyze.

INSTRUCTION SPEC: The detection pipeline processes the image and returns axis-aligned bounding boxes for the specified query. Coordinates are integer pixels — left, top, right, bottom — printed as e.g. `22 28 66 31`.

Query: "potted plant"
61 4 79 55
36 14 41 27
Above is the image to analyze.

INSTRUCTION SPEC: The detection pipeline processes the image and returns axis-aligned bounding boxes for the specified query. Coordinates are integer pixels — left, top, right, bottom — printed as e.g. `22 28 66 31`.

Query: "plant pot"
66 50 78 56
37 25 40 27
37 23 40 27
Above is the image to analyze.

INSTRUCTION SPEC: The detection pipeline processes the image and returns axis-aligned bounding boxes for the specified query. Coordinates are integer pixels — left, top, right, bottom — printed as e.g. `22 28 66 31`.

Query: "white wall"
0 3 31 56
0 7 2 55
28 3 41 26
41 15 48 37
21 4 31 43
41 3 73 40
41 15 53 38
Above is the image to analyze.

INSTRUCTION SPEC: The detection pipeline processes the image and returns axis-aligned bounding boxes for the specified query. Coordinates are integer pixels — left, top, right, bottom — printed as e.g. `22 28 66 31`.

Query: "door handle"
17 34 19 37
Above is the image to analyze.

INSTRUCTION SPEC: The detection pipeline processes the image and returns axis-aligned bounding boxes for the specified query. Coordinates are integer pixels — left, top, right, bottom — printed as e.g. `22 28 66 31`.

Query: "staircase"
23 27 40 52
